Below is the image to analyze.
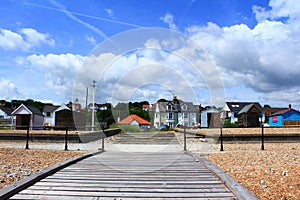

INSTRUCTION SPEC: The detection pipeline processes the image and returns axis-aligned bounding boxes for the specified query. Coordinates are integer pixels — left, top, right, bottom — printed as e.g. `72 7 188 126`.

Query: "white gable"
12 104 32 115
130 120 139 126
54 104 71 112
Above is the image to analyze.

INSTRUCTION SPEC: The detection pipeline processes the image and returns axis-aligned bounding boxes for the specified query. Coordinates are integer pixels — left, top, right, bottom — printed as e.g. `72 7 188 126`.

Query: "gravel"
0 148 84 189
1 132 299 200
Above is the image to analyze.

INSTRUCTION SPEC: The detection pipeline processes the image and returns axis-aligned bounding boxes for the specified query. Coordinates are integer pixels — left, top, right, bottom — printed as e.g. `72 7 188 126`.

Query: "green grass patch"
109 124 141 132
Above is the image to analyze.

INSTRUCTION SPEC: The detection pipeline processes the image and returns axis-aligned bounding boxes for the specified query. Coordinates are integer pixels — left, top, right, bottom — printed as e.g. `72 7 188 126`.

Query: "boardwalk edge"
187 151 259 200
0 150 104 199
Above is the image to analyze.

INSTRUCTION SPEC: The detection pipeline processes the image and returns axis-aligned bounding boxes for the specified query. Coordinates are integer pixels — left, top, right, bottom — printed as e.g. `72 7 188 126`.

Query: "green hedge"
109 124 141 132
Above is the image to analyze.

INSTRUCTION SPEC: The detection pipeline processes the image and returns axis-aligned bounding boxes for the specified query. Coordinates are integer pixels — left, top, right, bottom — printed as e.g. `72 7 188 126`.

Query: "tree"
157 98 168 102
96 110 115 126
130 110 151 122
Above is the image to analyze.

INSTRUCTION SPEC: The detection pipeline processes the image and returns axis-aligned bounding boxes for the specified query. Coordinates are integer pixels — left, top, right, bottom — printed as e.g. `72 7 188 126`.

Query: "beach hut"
237 103 263 127
269 105 300 126
12 104 44 129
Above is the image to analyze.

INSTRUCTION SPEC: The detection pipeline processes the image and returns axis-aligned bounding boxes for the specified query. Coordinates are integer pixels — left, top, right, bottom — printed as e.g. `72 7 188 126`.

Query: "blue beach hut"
269 106 300 127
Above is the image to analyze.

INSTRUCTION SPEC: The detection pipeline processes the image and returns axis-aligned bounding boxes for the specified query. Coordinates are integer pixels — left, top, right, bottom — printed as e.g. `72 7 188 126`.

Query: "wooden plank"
11 194 236 200
16 190 235 198
7 133 241 199
24 185 231 193
34 181 226 188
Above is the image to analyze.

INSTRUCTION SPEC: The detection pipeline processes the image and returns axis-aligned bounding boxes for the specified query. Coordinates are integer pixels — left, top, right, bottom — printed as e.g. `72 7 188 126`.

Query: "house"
117 114 151 128
269 105 300 127
224 102 262 123
0 106 13 120
87 103 112 112
42 105 59 126
263 105 288 122
200 106 220 128
142 104 150 111
154 96 197 128
237 103 263 127
12 104 44 129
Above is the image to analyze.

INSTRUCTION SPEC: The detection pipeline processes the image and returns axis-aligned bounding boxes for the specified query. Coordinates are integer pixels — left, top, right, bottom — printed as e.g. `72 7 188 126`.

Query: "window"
167 104 172 111
46 112 51 117
183 113 188 119
167 112 173 119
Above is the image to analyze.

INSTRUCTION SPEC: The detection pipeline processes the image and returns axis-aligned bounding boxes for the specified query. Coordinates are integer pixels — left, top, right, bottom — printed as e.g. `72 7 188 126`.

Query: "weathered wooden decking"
10 151 236 199
7 132 257 199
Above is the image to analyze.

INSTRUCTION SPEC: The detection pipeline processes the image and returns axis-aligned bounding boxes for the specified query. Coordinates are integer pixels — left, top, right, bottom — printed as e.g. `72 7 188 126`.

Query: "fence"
0 125 121 151
176 126 300 152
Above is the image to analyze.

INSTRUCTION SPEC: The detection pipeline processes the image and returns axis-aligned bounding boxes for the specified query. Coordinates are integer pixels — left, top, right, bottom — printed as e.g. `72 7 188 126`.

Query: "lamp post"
220 110 224 151
261 112 265 150
92 80 96 131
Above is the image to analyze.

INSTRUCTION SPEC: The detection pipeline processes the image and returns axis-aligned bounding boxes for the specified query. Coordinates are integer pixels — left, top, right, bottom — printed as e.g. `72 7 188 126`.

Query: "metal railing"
0 125 121 151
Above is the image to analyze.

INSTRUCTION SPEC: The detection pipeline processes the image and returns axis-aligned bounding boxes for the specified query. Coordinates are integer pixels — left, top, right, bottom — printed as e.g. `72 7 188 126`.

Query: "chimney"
289 104 292 109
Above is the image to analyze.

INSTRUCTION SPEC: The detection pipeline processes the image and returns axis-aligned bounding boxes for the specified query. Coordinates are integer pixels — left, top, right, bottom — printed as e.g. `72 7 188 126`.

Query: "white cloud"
0 28 55 51
20 28 55 48
86 35 97 45
253 0 300 22
160 12 177 30
0 79 22 100
185 0 300 106
0 29 27 51
24 53 86 100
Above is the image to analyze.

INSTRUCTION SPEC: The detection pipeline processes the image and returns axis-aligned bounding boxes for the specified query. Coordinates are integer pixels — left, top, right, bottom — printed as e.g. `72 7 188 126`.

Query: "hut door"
16 114 31 129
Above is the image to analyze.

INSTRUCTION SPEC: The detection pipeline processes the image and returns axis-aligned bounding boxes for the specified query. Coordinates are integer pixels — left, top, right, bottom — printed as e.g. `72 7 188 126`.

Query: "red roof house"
118 114 150 127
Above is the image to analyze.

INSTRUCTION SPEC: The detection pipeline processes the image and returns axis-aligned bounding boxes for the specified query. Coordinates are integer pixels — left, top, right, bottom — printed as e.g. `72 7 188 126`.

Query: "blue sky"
1 0 300 109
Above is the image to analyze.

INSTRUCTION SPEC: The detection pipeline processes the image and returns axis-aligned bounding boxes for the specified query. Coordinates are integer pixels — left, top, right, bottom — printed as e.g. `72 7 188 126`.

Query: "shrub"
223 120 238 128
109 124 141 132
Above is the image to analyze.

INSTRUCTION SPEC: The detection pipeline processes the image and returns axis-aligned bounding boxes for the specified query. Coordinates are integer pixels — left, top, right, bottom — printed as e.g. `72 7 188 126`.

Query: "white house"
0 106 13 120
43 104 71 127
154 97 197 128
42 105 59 126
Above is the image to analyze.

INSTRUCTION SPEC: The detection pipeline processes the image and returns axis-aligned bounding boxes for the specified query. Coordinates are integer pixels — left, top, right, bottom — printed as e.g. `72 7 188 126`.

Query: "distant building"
42 105 59 126
0 106 13 120
154 96 197 128
263 105 288 121
224 102 263 124
12 104 44 129
200 107 220 128
117 114 151 128
55 105 86 130
269 105 300 127
237 103 263 127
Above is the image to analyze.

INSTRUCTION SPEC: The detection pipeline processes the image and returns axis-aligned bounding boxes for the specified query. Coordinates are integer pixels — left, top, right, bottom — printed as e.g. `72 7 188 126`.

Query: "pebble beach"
0 132 299 200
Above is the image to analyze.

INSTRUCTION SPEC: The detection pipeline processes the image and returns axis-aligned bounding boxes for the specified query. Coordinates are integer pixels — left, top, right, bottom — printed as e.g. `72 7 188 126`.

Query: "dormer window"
182 104 187 110
167 104 172 111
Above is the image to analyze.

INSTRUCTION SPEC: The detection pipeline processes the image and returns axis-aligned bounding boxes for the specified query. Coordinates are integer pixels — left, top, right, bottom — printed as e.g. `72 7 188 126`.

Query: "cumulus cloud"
160 12 177 30
0 28 55 51
23 53 85 99
0 79 22 100
185 0 300 105
253 0 300 22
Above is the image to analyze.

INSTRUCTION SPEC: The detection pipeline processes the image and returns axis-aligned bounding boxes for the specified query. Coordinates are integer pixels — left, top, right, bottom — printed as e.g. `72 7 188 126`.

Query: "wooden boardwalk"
7 132 257 199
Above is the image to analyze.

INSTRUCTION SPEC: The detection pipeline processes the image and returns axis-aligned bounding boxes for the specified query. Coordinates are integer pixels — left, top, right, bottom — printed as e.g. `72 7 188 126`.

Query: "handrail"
0 125 121 150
